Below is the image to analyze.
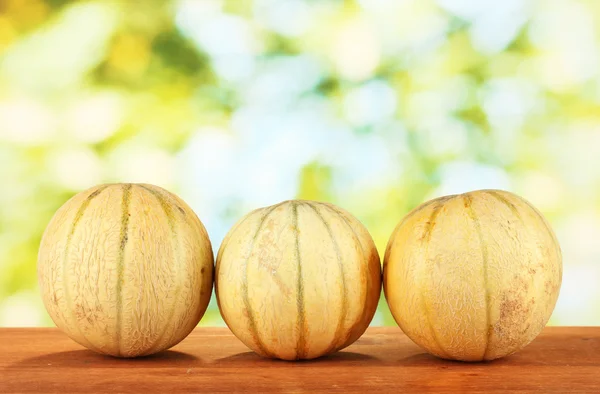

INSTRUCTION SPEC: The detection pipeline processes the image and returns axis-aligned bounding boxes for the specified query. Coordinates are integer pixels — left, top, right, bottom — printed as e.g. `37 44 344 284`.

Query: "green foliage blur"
1 0 599 327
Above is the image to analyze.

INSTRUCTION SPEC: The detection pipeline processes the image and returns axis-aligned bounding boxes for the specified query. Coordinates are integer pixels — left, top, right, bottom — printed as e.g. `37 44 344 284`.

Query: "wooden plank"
1 327 599 393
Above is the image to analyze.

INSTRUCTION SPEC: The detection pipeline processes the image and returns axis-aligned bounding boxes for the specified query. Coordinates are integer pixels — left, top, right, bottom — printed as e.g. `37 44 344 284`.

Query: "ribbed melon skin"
384 190 562 361
216 200 382 360
37 183 213 357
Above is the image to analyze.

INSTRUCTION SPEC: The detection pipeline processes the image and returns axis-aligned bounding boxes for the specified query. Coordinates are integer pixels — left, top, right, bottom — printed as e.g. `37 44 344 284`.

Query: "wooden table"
1 327 599 393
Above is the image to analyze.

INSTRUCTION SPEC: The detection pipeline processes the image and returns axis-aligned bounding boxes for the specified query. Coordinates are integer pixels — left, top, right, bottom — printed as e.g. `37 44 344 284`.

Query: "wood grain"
1 327 599 393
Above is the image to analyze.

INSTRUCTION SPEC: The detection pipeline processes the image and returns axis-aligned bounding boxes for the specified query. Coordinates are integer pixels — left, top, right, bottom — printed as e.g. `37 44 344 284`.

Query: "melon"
384 190 562 361
216 200 381 360
38 183 213 357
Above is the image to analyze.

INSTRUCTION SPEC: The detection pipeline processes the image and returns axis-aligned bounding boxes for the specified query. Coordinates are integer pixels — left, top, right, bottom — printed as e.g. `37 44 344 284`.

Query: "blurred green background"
1 0 599 327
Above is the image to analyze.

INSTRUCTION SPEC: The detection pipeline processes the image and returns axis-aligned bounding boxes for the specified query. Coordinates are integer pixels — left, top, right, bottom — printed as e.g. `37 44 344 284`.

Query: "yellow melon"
38 183 213 357
384 190 562 361
216 200 381 360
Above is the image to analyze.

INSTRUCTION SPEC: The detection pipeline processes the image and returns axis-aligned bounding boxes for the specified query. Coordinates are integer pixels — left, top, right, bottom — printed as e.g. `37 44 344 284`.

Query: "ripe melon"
216 200 381 360
38 183 213 357
384 190 562 361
